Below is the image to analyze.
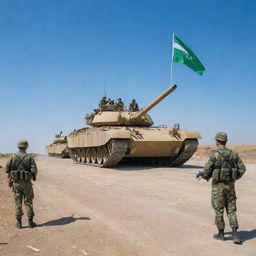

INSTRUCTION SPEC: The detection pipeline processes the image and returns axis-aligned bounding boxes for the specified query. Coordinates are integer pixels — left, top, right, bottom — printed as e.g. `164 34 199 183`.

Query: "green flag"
172 35 205 75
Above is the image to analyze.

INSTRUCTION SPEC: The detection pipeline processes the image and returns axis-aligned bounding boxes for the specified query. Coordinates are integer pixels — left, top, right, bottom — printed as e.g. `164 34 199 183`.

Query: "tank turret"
85 85 177 127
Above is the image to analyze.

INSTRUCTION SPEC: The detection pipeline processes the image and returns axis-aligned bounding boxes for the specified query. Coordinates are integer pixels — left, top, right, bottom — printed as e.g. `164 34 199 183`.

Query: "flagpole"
170 33 174 84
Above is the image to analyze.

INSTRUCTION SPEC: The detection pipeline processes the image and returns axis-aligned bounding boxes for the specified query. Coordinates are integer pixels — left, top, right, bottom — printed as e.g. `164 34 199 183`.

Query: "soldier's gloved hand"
196 171 204 179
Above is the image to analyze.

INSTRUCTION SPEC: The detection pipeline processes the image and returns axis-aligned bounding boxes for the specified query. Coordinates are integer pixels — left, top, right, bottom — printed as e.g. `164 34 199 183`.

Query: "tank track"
68 139 197 168
167 139 198 167
68 139 128 168
61 151 70 158
104 139 128 167
122 139 198 167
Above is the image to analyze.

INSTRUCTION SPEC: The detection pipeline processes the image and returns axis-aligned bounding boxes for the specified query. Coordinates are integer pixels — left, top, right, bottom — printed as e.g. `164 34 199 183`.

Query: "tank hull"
45 143 70 158
67 126 200 167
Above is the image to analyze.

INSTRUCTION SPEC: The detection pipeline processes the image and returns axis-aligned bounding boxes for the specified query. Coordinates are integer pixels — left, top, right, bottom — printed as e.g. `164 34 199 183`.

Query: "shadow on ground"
115 163 203 171
37 216 91 227
224 229 256 243
180 164 203 169
115 165 156 171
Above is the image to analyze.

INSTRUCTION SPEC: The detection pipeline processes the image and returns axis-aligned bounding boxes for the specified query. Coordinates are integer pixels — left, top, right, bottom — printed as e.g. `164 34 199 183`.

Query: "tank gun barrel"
131 85 177 120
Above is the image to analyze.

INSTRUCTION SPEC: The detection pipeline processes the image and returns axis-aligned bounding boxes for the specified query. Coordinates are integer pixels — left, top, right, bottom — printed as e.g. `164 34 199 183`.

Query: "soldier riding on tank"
99 96 108 111
107 98 115 111
115 98 124 111
129 99 139 111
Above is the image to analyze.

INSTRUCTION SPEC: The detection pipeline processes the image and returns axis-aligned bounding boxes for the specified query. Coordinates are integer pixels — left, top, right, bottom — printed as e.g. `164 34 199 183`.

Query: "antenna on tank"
103 80 107 97
123 83 128 109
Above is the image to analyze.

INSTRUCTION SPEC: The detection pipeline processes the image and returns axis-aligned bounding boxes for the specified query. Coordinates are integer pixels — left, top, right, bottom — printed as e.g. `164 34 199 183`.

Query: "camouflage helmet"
215 132 228 142
17 139 29 148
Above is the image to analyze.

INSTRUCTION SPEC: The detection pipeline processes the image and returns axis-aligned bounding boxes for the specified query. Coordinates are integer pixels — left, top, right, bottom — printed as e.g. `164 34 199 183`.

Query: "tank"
67 85 201 167
46 132 70 158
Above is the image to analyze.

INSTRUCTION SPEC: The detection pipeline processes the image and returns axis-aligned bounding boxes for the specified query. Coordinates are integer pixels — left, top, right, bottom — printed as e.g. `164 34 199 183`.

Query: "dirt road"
0 156 255 256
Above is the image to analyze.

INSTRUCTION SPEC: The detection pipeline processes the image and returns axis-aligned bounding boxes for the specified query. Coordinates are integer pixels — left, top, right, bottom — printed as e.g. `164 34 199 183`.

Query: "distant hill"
192 145 256 164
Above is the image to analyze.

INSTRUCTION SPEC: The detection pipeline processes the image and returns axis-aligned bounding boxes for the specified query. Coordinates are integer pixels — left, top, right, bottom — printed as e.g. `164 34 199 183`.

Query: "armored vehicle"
67 85 201 167
46 132 70 158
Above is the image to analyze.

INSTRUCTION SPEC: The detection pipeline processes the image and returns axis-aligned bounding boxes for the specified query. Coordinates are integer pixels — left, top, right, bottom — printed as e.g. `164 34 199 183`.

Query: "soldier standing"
198 132 246 244
129 99 139 111
115 98 124 111
6 140 38 229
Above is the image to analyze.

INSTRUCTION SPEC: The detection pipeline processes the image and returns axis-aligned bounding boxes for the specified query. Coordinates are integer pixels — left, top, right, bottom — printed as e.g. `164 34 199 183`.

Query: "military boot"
15 218 22 229
232 228 242 244
28 217 37 228
213 229 225 241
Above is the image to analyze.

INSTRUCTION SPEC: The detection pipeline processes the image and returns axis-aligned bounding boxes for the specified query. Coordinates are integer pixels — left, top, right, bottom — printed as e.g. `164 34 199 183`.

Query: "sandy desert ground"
0 149 255 256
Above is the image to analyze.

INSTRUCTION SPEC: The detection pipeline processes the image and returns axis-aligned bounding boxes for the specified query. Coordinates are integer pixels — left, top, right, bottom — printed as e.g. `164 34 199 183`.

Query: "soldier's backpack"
213 150 238 182
10 154 32 181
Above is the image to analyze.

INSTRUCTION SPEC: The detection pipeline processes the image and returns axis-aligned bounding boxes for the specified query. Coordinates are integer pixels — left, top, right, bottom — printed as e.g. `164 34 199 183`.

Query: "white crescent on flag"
173 42 189 55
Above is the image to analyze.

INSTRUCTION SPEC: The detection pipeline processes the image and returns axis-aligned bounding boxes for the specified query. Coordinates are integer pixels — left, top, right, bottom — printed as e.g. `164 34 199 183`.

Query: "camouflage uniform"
99 97 108 110
107 98 115 111
6 152 37 219
129 99 139 111
115 98 124 111
203 146 246 230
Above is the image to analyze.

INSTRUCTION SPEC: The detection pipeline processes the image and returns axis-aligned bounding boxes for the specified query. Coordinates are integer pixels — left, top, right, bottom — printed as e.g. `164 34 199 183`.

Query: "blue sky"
0 0 255 153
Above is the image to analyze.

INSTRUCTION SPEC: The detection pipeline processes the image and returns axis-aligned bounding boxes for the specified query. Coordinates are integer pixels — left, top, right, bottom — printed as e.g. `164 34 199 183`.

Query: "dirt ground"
0 153 255 256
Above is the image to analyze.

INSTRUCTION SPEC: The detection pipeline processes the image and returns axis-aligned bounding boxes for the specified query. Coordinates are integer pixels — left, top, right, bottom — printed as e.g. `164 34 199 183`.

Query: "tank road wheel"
107 140 113 154
75 149 80 162
77 149 83 162
91 148 97 164
102 147 108 164
86 148 91 163
81 149 86 163
70 140 127 167
96 148 103 165
73 150 79 162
